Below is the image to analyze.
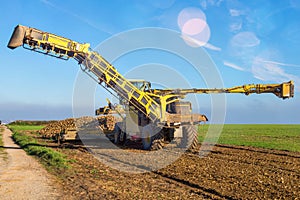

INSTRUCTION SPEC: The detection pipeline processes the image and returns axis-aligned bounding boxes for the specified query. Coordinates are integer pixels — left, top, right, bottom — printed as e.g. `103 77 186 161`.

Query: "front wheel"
142 125 153 150
142 125 164 150
114 124 126 145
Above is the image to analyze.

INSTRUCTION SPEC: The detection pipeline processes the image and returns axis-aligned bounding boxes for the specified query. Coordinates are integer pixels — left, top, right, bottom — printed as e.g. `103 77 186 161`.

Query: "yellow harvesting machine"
8 25 294 150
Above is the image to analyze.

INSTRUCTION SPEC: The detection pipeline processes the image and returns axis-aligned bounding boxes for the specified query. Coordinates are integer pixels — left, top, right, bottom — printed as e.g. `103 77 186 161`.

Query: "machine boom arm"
7 25 294 124
8 25 162 122
152 81 294 99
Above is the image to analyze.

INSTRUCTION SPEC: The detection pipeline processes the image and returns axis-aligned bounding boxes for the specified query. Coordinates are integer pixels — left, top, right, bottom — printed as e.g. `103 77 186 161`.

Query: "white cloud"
229 9 245 17
40 0 113 35
259 59 300 68
251 57 300 89
223 61 245 71
204 43 222 51
200 0 224 9
199 0 207 10
208 0 224 7
231 31 260 47
181 34 221 51
150 0 175 9
230 22 242 32
40 0 54 6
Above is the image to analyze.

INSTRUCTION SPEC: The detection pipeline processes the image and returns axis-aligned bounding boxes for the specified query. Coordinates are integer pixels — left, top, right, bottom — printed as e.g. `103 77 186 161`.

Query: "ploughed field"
7 122 300 199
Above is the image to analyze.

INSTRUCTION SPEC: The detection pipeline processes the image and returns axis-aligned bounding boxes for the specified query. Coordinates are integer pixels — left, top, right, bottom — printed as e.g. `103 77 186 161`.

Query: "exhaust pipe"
7 25 29 49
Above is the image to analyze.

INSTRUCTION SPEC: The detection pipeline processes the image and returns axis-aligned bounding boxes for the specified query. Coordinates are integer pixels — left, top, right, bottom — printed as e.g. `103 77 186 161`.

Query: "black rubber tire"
114 125 126 145
150 132 164 150
181 125 199 151
142 125 153 150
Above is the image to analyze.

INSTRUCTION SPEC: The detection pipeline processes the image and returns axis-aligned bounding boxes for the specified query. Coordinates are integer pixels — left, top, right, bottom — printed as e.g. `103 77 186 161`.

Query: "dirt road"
0 126 61 200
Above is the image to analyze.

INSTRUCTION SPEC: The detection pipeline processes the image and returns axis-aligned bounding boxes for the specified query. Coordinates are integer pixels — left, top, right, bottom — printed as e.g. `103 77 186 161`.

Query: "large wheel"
114 124 126 145
150 132 164 150
142 125 153 150
181 125 199 151
142 125 164 150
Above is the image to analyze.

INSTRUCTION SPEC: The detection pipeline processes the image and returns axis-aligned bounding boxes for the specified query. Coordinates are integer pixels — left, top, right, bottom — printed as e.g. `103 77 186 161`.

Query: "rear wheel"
150 132 164 150
181 125 199 151
142 125 164 150
142 125 153 150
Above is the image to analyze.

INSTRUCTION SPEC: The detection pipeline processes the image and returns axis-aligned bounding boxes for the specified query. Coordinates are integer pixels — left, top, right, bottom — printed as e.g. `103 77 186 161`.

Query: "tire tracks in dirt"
206 145 300 175
43 137 300 199
153 171 235 200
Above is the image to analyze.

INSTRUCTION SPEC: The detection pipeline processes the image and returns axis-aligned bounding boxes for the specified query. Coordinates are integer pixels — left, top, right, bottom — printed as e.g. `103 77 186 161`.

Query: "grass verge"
9 125 70 169
0 127 4 151
198 124 300 152
0 126 8 160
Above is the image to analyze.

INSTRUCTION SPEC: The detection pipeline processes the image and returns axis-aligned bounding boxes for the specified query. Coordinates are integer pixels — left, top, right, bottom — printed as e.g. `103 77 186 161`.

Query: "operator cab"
128 79 151 91
119 79 151 105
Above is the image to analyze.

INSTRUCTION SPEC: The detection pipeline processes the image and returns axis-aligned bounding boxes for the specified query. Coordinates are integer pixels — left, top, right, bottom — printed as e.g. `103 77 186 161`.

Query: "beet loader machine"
7 25 294 150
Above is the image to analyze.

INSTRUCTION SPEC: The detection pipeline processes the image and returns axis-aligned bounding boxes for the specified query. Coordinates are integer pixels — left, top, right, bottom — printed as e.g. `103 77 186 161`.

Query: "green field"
199 124 300 152
9 125 44 131
7 124 300 154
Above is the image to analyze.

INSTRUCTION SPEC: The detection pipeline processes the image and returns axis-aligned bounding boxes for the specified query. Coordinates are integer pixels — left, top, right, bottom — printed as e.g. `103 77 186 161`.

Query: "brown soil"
52 141 300 199
2 125 300 199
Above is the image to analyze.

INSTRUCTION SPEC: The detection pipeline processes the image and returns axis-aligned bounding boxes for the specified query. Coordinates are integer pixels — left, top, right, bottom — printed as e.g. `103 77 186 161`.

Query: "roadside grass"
0 127 4 150
0 127 4 145
0 126 8 160
9 125 70 169
198 124 300 152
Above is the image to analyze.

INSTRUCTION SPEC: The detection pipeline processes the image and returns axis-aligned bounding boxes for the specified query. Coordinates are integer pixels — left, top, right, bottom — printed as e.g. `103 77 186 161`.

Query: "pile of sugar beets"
39 116 117 139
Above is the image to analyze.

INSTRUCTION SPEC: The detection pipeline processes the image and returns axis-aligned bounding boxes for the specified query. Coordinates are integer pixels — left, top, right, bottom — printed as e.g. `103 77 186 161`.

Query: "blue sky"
0 0 299 123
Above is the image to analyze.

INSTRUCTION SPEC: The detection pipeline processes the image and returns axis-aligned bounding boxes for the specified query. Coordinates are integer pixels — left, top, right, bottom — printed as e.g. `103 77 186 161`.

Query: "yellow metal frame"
84 51 162 121
7 24 295 124
151 81 294 99
13 25 90 58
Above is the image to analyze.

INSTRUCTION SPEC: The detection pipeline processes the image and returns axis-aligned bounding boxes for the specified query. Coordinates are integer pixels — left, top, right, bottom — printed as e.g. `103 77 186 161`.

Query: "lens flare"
182 18 207 36
178 7 211 47
178 7 206 30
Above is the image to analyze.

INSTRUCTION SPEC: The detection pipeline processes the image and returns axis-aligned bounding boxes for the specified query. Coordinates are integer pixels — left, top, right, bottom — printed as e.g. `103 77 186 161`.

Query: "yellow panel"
47 35 70 48
282 83 290 97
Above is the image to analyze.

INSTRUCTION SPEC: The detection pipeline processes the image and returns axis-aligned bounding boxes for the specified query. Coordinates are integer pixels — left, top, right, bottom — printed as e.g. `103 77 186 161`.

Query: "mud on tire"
150 132 164 150
181 125 199 151
142 125 164 150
